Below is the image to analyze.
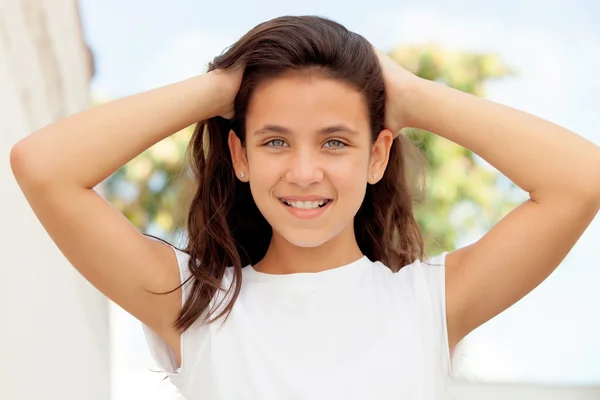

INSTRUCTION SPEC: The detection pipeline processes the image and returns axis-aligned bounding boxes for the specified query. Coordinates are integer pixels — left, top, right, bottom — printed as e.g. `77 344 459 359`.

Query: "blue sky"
79 0 600 387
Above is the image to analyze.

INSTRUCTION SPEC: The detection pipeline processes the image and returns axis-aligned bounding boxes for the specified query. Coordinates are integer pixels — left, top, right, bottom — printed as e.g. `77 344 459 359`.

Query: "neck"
254 225 363 274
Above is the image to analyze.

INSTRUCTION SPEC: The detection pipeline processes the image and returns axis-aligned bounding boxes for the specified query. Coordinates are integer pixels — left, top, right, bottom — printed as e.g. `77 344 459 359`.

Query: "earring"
373 173 377 180
240 171 245 178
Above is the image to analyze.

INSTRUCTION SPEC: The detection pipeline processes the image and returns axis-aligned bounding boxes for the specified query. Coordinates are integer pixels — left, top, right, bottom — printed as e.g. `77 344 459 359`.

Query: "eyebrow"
253 124 359 136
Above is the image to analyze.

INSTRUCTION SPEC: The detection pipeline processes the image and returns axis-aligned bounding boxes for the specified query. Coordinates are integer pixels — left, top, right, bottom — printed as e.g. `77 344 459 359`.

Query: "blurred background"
1 0 599 399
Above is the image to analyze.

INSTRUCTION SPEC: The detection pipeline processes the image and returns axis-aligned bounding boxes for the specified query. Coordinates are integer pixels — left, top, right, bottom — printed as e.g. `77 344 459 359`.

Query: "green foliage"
104 129 192 241
104 44 523 255
391 44 521 254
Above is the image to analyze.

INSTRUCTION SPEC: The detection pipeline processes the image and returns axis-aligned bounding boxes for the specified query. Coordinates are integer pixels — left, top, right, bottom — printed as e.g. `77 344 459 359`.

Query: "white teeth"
281 200 329 209
291 201 319 209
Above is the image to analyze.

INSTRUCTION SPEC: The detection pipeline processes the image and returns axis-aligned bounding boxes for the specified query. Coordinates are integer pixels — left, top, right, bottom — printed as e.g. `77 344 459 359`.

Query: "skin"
375 50 600 353
229 71 393 275
10 49 600 369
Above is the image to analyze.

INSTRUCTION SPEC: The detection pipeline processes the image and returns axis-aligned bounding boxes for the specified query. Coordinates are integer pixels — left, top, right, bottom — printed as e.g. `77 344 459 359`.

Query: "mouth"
278 198 332 210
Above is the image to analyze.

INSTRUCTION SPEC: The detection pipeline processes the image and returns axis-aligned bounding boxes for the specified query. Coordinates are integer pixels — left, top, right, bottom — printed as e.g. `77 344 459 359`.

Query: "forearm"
403 77 600 202
11 73 221 189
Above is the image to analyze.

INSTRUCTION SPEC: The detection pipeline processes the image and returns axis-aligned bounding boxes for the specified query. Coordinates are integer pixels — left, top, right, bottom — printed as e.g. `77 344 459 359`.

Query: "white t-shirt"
142 247 455 399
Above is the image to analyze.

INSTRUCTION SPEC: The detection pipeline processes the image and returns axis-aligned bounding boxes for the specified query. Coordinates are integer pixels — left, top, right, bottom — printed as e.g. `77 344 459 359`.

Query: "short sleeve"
423 252 456 379
398 252 456 380
140 240 192 376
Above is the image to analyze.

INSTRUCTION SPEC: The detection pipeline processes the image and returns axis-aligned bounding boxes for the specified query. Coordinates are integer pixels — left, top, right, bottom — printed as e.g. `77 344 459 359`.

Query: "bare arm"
402 76 600 349
10 70 239 365
376 49 600 351
12 73 225 188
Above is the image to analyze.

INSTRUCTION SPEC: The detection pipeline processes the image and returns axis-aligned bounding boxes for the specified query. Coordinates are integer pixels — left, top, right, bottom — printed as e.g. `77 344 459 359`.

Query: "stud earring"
240 171 245 178
373 173 377 180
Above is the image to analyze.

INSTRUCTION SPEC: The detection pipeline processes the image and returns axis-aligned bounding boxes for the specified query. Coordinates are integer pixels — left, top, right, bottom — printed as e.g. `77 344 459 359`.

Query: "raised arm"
10 69 241 365
377 50 600 351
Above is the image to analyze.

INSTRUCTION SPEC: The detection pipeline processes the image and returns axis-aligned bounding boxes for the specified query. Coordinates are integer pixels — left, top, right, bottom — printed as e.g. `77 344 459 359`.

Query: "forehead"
246 73 370 134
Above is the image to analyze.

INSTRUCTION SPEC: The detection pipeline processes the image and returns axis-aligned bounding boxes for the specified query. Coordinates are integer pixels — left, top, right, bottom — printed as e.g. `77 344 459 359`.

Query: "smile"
279 199 331 209
277 197 333 220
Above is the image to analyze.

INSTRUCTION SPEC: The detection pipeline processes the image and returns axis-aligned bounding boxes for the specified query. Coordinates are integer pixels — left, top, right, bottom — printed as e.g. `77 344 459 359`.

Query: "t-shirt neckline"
243 255 370 284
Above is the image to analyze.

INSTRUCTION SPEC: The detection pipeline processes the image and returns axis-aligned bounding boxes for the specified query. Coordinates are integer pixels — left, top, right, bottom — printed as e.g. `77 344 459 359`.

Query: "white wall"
0 1 109 399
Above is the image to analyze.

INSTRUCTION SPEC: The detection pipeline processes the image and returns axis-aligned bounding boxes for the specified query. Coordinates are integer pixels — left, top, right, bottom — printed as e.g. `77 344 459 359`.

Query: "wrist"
198 72 230 118
206 68 242 119
397 75 424 130
396 76 432 131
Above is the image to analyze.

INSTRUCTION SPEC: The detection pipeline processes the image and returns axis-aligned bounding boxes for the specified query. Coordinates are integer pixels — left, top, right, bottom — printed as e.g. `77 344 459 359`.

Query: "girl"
10 15 600 400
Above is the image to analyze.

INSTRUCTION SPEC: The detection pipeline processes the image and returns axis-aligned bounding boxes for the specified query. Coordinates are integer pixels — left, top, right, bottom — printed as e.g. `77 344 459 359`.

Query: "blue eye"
266 139 288 147
324 139 346 149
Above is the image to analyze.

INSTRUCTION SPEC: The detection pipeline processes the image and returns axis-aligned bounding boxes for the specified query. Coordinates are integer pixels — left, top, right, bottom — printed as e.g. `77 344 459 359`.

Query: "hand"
208 66 244 119
374 48 419 137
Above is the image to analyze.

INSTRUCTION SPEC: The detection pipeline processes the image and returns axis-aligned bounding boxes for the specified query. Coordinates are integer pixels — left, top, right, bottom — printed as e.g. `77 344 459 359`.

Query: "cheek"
246 151 282 193
328 155 370 197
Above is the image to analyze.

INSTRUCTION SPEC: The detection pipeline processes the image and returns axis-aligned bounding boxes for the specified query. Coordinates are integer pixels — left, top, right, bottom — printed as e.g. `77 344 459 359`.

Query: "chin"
274 221 352 248
282 234 331 248
277 229 334 248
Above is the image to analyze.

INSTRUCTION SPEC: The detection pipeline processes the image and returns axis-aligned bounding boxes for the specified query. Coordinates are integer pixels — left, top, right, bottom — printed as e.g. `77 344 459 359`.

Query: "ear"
369 128 394 184
227 129 249 182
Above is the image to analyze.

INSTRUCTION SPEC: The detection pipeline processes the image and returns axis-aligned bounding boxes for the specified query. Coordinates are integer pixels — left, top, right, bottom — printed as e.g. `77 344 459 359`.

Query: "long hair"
170 15 428 332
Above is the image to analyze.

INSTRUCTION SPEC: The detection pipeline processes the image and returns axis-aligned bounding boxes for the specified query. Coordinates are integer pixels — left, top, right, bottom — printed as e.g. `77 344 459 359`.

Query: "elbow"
588 154 600 205
589 182 600 210
10 141 29 182
10 141 52 188
581 169 600 210
538 165 600 209
571 150 600 208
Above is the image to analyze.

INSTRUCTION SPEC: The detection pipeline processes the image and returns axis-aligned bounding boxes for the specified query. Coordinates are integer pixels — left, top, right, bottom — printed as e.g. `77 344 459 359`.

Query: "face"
229 72 393 248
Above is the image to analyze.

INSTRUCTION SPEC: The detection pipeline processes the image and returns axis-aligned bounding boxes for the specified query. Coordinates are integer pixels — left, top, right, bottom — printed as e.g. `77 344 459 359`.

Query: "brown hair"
166 15 428 332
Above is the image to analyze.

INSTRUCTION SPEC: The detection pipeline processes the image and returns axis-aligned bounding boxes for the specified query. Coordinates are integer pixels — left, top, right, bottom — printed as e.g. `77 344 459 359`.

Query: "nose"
285 148 324 187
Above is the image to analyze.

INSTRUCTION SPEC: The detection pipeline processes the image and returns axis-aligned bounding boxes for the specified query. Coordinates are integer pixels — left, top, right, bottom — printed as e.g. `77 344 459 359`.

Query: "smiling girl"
10 15 600 400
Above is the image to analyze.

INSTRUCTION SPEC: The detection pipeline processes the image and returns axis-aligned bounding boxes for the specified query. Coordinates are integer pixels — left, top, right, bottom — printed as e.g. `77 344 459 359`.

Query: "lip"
278 198 333 220
278 195 331 201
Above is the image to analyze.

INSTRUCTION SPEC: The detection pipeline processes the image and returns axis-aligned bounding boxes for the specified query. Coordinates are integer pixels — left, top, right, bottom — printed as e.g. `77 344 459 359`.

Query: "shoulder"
145 235 192 277
376 252 449 285
372 253 449 307
398 252 448 282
